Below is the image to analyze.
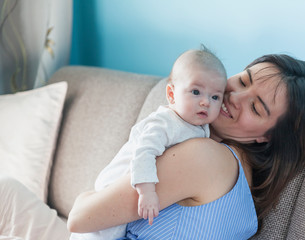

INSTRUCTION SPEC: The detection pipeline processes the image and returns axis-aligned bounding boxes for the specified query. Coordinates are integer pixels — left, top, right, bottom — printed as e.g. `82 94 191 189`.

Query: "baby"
70 46 227 240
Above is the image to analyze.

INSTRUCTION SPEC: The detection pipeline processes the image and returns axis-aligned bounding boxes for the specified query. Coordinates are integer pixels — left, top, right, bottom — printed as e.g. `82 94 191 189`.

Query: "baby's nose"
200 96 210 107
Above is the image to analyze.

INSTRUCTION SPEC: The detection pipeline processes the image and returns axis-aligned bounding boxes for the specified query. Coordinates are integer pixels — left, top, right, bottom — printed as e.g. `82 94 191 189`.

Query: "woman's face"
210 62 288 143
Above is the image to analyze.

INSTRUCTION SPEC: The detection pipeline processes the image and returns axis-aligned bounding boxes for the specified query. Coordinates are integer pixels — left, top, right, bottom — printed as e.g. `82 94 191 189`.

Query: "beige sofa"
1 66 305 239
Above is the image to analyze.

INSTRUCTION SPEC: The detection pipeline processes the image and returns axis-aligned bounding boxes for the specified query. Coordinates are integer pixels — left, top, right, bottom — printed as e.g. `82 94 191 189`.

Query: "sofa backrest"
48 66 163 218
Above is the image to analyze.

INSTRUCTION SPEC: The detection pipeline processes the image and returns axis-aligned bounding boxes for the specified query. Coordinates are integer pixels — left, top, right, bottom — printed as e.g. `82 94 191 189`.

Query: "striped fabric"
122 144 258 240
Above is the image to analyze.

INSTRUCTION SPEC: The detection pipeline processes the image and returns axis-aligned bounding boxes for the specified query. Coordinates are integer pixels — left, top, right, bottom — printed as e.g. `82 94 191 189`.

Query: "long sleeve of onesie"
130 106 209 187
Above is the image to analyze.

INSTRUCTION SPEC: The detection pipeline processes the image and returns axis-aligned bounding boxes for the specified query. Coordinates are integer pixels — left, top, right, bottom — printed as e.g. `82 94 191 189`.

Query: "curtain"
0 0 72 94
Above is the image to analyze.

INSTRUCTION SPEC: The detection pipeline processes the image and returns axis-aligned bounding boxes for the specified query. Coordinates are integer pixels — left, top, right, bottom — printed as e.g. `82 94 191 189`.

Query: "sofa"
0 66 305 240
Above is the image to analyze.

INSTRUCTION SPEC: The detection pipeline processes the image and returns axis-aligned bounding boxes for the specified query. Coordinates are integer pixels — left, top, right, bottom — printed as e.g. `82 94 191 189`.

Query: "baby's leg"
71 143 131 240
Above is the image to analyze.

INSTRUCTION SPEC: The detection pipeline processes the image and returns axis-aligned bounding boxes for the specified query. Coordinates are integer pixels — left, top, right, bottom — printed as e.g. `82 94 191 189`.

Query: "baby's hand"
136 183 160 225
138 191 160 225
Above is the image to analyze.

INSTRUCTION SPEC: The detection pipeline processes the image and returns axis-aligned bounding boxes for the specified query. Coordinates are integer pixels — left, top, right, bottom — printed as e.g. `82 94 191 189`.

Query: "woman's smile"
220 102 232 118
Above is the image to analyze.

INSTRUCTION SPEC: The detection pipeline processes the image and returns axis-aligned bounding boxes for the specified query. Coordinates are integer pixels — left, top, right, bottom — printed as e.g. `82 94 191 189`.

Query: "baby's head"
166 47 227 126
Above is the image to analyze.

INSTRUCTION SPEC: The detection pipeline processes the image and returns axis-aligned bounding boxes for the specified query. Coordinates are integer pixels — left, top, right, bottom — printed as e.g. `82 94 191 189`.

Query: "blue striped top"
122 144 258 240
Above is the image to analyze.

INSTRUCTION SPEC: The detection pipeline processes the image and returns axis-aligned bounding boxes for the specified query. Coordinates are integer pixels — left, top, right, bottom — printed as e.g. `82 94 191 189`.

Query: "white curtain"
0 0 72 94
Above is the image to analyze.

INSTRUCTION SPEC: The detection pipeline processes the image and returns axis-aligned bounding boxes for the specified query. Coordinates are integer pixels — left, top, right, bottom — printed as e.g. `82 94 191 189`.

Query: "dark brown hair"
227 54 305 229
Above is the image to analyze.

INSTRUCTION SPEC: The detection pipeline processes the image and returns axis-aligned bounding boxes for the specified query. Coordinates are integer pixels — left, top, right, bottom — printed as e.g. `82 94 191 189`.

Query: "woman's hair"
229 54 305 229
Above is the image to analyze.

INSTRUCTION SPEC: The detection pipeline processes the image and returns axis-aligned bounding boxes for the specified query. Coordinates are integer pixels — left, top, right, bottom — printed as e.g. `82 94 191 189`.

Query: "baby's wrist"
135 182 156 195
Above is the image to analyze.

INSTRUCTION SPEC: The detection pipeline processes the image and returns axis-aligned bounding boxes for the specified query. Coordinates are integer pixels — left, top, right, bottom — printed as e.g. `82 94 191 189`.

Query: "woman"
68 54 305 239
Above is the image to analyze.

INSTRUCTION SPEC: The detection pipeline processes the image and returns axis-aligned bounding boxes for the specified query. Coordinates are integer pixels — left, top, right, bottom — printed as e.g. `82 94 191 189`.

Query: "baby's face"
170 63 226 126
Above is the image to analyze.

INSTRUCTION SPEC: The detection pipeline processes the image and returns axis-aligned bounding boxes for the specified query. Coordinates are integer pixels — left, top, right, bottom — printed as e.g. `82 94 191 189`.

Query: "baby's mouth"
197 111 208 118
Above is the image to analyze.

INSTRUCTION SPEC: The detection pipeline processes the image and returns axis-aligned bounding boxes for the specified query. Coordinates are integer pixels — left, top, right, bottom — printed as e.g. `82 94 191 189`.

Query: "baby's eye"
192 90 200 95
212 95 219 100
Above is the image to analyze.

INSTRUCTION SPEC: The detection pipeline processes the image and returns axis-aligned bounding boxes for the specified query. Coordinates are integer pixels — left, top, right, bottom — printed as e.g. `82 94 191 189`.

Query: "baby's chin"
188 119 210 126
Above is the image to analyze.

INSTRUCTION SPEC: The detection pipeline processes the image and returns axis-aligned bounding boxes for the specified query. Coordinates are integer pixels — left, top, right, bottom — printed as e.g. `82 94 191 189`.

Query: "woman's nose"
228 91 246 110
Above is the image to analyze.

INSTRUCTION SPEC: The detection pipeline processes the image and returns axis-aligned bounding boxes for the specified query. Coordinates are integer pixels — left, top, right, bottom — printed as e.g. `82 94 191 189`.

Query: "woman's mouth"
221 103 232 118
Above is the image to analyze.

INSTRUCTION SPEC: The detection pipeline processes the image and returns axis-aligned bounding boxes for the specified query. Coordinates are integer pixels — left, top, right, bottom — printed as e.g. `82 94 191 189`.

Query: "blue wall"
71 0 305 78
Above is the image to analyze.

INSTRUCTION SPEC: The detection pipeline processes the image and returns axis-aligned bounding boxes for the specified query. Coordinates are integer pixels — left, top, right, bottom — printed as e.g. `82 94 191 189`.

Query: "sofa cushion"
47 66 162 218
0 82 67 202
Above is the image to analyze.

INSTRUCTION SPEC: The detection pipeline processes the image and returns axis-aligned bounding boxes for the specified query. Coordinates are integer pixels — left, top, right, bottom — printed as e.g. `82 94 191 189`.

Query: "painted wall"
71 0 305 78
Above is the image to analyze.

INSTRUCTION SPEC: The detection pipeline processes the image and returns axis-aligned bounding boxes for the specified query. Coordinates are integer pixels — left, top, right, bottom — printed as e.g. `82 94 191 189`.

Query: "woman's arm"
67 175 139 232
67 138 238 233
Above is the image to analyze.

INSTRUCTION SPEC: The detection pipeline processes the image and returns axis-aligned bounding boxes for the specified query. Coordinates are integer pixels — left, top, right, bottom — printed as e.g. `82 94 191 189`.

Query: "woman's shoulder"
178 137 239 167
164 137 238 167
189 138 252 189
172 138 241 206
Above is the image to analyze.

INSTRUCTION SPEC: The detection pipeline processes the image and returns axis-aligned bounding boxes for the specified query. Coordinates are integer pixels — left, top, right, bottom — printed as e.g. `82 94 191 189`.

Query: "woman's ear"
166 84 175 104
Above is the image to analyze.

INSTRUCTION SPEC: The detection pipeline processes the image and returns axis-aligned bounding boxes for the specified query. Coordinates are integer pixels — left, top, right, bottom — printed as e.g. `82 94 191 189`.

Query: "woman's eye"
239 78 246 87
192 90 200 95
252 103 260 116
212 95 219 100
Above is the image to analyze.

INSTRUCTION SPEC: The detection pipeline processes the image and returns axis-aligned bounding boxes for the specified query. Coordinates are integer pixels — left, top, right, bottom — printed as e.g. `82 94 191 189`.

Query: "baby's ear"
166 84 175 104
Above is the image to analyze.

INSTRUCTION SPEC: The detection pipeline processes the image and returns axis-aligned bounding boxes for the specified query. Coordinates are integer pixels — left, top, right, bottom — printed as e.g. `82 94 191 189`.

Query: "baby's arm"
131 114 177 224
135 182 160 225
